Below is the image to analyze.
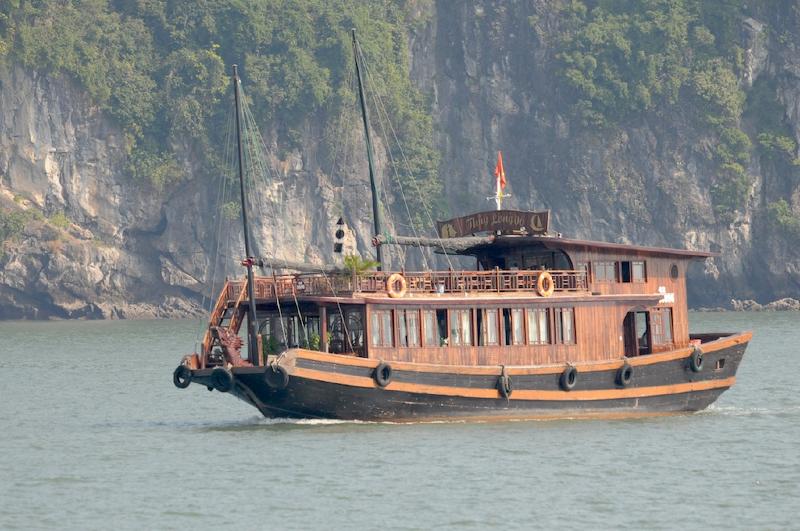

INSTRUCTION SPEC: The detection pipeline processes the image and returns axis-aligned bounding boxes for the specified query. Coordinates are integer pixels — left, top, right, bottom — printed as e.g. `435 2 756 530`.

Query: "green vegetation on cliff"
1 1 794 233
767 199 800 238
555 0 761 221
1 0 442 225
0 208 26 245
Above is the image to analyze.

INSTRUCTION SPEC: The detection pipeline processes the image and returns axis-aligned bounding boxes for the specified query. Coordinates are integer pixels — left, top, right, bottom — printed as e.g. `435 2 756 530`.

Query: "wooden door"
623 312 638 357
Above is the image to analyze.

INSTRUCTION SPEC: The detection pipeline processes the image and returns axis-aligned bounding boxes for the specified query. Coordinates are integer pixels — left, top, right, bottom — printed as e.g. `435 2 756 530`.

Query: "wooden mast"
232 64 259 366
351 29 384 270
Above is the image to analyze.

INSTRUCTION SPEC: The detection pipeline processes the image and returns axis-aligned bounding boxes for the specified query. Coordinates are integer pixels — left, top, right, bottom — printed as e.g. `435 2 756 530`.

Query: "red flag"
494 151 506 190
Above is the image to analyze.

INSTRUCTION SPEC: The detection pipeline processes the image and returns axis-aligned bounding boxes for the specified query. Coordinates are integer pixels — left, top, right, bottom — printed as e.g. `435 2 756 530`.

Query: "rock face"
0 64 210 318
0 62 375 319
419 1 800 307
1 2 800 319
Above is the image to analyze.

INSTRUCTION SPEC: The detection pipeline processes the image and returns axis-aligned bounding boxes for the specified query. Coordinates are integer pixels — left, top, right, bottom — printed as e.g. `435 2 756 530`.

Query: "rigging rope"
194 102 237 350
356 44 457 274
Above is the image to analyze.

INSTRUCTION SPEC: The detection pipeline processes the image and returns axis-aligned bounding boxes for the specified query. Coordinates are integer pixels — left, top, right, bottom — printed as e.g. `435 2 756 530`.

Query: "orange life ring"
536 271 555 297
386 273 408 298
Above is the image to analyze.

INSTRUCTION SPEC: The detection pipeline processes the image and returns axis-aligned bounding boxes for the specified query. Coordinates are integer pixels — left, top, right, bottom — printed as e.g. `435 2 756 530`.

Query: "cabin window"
635 312 650 352
503 308 525 345
423 309 448 346
512 309 525 345
670 264 679 279
398 309 420 348
328 313 345 353
618 260 646 283
346 309 365 352
620 261 631 282
650 307 674 345
554 307 575 344
258 315 280 349
449 309 473 346
526 308 550 345
520 249 573 270
594 261 616 282
327 308 364 355
662 309 673 343
478 309 499 346
258 314 306 349
632 261 646 282
304 317 320 348
370 310 393 347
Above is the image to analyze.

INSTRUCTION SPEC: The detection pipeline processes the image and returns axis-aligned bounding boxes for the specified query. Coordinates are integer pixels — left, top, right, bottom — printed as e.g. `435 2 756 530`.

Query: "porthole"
670 264 679 279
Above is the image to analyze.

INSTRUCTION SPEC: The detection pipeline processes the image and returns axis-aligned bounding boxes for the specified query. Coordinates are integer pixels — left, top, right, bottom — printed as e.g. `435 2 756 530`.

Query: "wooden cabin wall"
365 246 696 365
368 301 634 366
568 248 690 347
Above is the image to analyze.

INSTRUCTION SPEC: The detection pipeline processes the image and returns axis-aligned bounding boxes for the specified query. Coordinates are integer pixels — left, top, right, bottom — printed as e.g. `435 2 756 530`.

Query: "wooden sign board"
436 210 550 238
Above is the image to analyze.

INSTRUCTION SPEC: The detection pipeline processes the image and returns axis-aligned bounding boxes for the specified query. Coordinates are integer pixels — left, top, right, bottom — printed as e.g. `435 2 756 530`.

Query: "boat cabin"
200 210 713 369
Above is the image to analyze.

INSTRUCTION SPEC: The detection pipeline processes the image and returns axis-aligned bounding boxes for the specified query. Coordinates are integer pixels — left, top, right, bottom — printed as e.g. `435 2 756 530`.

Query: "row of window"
581 260 647 284
370 307 576 349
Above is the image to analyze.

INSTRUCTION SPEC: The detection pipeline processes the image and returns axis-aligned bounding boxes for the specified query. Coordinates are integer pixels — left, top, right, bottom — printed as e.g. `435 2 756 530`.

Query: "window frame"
511 308 525 346
370 309 394 348
526 307 550 345
422 309 440 347
478 308 500 346
650 307 674 346
594 261 616 282
397 308 421 348
632 261 647 283
553 307 576 345
449 308 473 347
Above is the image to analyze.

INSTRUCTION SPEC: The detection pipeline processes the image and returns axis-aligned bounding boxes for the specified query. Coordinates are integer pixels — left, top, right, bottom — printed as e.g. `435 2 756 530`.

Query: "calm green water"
0 312 797 530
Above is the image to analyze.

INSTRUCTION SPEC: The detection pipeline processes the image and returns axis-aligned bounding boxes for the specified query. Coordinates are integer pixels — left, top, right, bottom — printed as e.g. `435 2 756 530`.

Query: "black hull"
241 379 729 422
184 333 749 422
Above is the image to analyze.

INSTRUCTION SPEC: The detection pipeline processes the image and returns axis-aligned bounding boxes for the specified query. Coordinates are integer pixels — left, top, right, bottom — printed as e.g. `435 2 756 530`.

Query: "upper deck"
226 268 589 301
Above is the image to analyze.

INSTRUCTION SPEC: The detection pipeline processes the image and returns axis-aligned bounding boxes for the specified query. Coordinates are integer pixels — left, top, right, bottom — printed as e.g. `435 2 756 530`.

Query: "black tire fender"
374 362 393 387
497 374 513 399
265 363 290 389
211 367 234 393
616 363 633 387
560 366 578 391
689 348 704 372
173 365 192 389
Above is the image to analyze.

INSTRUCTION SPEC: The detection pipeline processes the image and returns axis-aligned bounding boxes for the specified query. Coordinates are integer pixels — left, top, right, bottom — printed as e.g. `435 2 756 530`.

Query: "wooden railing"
201 269 587 359
225 269 588 300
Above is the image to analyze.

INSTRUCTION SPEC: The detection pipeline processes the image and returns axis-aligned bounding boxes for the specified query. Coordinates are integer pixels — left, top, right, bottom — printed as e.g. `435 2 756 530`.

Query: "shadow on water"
88 398 800 435
191 403 800 434
193 411 695 432
91 416 368 432
196 416 376 433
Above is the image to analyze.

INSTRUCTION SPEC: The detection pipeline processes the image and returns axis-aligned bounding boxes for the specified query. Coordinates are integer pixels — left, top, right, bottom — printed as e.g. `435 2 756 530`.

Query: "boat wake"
257 417 368 426
200 416 483 430
700 404 800 418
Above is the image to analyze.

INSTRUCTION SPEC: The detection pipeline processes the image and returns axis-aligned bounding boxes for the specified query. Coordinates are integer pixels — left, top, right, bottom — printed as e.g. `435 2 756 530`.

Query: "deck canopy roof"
373 234 717 260
473 235 717 259
374 209 717 260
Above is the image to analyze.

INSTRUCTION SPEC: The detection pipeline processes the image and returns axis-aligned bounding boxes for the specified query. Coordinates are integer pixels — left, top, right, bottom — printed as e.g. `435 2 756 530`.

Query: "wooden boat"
172 32 751 421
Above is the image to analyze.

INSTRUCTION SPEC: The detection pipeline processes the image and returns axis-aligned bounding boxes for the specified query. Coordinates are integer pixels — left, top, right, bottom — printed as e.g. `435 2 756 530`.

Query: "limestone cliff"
418 1 800 307
1 1 800 318
0 61 379 319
